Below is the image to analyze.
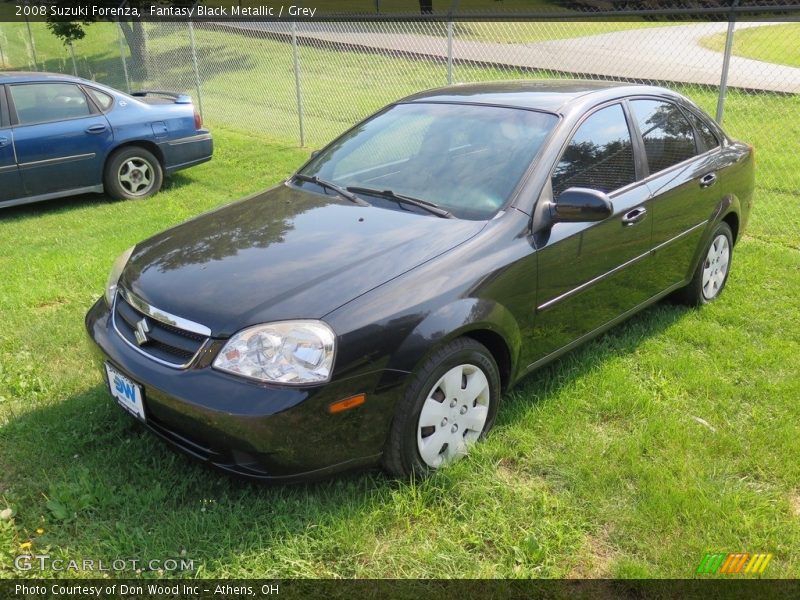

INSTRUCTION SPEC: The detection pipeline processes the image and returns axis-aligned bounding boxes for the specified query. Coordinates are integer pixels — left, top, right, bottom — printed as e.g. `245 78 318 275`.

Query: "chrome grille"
112 288 210 368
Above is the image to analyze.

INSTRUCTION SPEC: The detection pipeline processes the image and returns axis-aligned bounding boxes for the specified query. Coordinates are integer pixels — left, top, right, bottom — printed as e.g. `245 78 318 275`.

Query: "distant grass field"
458 20 673 44
1 19 799 579
2 20 795 245
700 23 800 68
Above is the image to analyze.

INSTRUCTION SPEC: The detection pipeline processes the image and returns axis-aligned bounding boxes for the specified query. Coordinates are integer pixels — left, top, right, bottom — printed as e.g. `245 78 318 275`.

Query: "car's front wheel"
383 338 501 478
104 146 163 200
674 221 734 306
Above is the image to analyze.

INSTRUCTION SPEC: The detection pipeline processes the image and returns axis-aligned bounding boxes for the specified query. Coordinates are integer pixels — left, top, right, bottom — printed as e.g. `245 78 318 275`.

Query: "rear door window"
10 83 92 125
0 85 8 127
630 99 698 174
684 109 720 153
85 87 115 112
552 103 637 197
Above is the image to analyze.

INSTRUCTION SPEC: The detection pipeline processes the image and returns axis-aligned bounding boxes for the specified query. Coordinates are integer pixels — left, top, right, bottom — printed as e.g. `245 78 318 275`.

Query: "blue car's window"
552 103 636 198
85 87 114 112
301 102 558 220
10 83 91 125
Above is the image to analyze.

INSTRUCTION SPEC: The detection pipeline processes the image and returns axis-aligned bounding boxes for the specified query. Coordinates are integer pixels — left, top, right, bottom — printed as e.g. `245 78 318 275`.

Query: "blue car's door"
0 85 24 204
7 82 112 198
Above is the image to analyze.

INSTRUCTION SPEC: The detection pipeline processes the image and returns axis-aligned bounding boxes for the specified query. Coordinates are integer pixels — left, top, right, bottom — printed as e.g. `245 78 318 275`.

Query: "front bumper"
85 298 407 481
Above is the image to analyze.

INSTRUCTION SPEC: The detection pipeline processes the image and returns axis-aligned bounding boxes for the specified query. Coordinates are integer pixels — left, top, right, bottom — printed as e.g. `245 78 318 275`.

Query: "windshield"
299 102 558 220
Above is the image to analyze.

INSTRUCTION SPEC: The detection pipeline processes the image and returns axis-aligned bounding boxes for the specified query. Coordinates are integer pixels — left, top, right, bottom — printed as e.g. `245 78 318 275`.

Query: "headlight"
105 246 134 306
213 320 336 385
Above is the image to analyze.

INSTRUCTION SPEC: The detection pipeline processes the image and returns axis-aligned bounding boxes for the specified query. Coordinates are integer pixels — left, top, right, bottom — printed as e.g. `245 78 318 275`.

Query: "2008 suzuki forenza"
86 81 754 481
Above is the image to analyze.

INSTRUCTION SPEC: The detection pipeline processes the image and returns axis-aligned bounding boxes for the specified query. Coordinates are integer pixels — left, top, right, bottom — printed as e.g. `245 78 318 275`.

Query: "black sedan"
86 81 754 480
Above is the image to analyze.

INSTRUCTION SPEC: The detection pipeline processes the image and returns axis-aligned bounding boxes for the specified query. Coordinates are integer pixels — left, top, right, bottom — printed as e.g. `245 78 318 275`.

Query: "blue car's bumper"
161 131 213 175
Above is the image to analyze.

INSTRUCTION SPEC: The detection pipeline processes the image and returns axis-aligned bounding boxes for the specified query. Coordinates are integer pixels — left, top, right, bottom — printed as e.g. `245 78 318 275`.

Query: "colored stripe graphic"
749 553 773 574
698 553 773 575
697 553 727 574
719 554 737 573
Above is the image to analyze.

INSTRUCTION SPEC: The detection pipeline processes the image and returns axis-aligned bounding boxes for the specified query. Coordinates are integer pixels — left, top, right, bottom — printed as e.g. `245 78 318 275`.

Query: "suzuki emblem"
134 318 151 346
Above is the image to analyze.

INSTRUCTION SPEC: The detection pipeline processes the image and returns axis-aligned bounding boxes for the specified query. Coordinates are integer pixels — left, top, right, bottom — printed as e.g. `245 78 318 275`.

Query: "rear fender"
686 193 741 281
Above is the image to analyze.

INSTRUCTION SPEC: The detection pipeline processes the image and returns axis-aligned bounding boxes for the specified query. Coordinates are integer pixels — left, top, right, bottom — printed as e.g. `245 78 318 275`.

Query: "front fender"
385 297 522 383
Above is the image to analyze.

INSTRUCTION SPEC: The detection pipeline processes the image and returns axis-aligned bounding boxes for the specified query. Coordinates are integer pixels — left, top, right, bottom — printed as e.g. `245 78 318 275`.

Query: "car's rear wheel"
674 222 734 306
383 338 501 478
104 147 163 200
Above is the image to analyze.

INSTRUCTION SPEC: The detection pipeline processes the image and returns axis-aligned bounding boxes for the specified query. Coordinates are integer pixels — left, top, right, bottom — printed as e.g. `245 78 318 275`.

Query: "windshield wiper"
346 186 453 219
292 174 369 206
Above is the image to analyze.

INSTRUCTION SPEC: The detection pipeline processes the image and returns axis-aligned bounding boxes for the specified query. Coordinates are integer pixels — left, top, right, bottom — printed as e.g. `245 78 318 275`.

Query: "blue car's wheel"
104 146 164 200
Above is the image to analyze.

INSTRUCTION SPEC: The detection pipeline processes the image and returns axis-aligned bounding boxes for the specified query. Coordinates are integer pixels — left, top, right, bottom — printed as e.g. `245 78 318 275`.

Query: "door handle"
0 136 9 148
699 173 717 188
85 124 108 134
622 206 647 226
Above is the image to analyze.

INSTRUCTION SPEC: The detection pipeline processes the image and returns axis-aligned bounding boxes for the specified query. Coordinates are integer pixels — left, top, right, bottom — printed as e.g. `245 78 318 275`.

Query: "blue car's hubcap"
118 158 154 196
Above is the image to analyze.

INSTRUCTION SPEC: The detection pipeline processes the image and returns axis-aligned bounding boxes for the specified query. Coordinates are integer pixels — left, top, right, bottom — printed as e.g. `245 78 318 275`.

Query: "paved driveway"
230 21 800 92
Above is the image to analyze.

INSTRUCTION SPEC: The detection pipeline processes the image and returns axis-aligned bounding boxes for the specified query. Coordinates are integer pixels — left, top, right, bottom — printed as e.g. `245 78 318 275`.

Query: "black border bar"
4 579 800 600
1 0 800 22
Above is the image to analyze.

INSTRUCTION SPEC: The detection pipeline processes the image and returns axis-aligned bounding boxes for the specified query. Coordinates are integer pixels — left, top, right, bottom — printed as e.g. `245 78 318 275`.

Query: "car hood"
120 184 486 336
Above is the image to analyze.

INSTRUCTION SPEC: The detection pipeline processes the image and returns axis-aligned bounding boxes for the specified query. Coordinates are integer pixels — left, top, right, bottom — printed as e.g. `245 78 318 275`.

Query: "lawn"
1 18 800 579
700 23 800 68
0 125 799 579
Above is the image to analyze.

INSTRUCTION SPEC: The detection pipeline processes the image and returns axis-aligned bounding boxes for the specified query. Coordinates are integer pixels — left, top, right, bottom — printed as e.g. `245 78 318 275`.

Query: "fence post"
715 18 736 124
24 16 38 70
69 42 78 76
291 22 305 147
117 23 131 93
446 21 454 85
0 38 5 69
188 21 204 120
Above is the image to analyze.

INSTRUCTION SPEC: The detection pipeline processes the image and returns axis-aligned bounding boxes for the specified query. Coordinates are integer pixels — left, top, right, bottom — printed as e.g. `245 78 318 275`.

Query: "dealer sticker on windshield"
105 363 146 422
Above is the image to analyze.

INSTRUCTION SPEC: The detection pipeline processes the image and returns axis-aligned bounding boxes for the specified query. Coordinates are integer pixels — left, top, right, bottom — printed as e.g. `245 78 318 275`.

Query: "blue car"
0 71 212 209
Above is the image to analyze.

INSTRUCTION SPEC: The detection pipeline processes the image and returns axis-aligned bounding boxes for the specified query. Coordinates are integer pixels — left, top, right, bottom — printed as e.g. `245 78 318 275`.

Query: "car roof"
399 80 684 114
0 71 91 85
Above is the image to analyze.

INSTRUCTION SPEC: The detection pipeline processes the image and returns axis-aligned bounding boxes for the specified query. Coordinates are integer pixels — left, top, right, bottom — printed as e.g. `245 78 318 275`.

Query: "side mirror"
552 187 613 223
310 150 320 159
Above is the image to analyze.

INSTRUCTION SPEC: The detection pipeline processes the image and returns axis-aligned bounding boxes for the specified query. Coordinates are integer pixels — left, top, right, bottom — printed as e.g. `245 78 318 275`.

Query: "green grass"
0 22 124 82
700 23 800 68
1 126 799 579
457 21 673 44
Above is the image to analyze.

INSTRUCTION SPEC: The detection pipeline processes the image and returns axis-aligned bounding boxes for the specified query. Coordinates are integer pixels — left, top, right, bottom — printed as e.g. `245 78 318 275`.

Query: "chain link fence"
1 18 798 246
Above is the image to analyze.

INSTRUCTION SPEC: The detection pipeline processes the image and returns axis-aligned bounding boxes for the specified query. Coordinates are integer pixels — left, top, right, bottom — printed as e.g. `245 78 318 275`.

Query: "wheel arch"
461 329 513 393
385 298 522 393
685 195 741 281
104 140 165 172
722 211 740 246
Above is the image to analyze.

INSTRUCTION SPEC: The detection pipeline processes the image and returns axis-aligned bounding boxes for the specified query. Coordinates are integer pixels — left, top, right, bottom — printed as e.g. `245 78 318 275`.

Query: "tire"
383 338 501 479
104 146 163 200
673 222 734 307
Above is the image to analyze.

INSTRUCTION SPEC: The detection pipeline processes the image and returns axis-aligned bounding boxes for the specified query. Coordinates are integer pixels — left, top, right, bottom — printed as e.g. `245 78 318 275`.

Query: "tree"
47 17 148 81
46 0 196 81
